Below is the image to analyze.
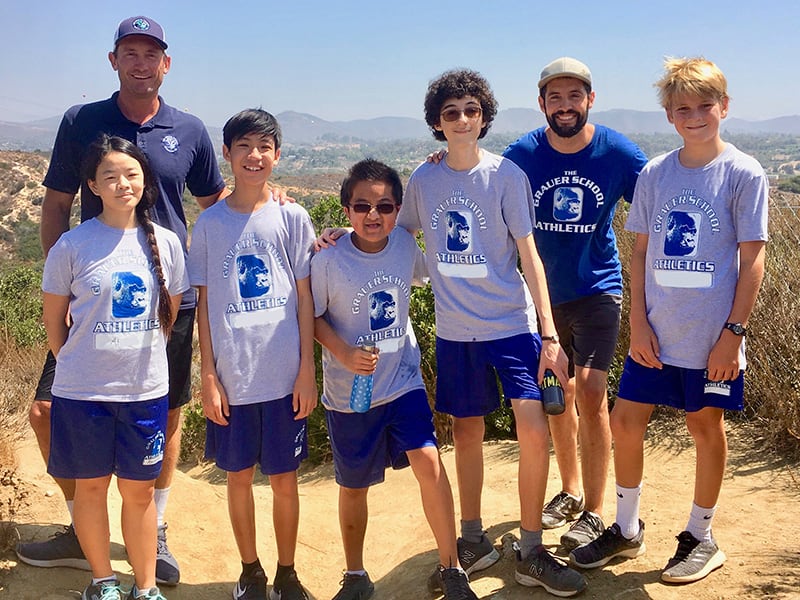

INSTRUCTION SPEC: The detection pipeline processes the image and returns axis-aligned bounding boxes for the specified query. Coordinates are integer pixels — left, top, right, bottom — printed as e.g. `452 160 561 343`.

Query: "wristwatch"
723 322 747 336
541 334 560 343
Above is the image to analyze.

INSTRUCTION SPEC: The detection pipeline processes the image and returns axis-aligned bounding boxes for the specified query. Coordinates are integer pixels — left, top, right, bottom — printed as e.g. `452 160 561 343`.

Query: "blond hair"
655 57 728 109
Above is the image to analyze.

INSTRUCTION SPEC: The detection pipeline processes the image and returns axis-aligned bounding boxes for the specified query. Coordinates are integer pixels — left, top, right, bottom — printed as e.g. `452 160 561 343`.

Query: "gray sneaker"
569 521 646 569
126 587 167 599
542 492 585 529
332 572 374 600
560 511 605 552
436 566 478 600
15 524 91 570
661 531 726 583
514 543 587 597
81 579 123 600
457 534 500 574
155 523 180 586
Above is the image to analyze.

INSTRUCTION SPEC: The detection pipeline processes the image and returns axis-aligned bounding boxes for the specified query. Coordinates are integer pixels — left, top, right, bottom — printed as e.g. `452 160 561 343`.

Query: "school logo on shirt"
553 187 583 222
664 211 699 257
369 289 397 331
142 430 165 466
161 135 179 153
111 272 149 318
446 211 471 251
236 254 271 298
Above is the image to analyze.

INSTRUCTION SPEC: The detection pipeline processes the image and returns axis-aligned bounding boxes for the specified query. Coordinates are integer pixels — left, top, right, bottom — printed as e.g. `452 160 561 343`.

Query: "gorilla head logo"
369 290 396 331
553 187 582 222
446 211 471 251
664 211 698 256
237 254 271 298
111 272 149 318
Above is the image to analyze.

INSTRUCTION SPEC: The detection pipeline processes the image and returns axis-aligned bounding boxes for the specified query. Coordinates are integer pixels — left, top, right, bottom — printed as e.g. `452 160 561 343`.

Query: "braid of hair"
137 208 174 337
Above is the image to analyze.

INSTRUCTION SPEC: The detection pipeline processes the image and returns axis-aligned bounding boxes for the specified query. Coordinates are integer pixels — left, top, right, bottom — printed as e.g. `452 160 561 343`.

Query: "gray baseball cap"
538 57 592 90
114 16 168 50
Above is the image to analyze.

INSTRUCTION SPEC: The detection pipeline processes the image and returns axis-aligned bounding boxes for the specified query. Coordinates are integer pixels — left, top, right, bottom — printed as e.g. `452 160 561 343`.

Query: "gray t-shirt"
188 198 316 405
625 144 769 369
311 228 427 412
397 150 538 342
42 218 188 402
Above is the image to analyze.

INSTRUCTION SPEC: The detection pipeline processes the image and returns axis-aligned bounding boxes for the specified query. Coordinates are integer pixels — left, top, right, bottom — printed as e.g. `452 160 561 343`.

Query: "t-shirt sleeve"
164 232 189 296
412 243 429 286
42 111 81 194
42 236 73 295
184 125 225 198
501 163 535 239
289 207 316 280
625 166 652 234
187 217 209 287
733 164 769 243
397 174 422 232
623 143 650 203
310 253 330 318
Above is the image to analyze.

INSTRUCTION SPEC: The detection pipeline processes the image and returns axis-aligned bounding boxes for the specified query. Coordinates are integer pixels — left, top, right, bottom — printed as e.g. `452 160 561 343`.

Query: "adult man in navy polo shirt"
16 16 227 586
504 57 647 552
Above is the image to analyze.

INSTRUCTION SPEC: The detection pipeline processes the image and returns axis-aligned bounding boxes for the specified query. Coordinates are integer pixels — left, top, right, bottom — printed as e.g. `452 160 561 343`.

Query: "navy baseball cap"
113 16 168 50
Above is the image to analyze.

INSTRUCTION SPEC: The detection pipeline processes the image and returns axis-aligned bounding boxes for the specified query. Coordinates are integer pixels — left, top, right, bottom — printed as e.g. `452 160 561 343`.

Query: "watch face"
727 323 745 335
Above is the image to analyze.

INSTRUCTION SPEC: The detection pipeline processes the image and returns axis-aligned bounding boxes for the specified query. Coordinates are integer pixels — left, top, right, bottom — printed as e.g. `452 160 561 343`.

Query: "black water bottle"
541 369 565 415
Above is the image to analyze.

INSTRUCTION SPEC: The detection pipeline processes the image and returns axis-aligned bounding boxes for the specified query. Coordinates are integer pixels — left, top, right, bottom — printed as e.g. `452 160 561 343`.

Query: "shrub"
0 264 46 347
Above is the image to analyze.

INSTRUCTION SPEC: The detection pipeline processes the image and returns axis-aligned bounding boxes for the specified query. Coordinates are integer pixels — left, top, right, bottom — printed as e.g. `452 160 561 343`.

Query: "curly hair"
424 69 498 142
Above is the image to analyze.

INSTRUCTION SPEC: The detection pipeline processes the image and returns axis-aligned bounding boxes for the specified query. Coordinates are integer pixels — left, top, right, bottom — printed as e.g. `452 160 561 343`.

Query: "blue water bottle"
350 343 376 413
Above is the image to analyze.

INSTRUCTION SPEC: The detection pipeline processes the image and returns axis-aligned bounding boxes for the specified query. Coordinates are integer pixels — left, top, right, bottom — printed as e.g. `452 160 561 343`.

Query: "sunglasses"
349 202 397 215
440 106 483 122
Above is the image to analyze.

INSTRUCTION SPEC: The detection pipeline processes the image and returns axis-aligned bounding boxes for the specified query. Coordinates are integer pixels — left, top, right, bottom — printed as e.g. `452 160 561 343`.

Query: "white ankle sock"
66 500 75 522
686 502 716 542
154 487 170 527
615 483 642 539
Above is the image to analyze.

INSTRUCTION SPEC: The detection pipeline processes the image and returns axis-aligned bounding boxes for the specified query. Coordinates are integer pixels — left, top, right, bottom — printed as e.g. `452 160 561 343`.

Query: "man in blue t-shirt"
16 16 227 587
504 57 647 553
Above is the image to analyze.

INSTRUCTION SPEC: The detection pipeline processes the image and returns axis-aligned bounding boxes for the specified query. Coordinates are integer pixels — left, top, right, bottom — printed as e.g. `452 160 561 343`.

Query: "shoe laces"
274 570 308 600
97 581 123 600
544 491 571 511
340 572 366 589
573 511 603 533
439 566 473 600
52 524 76 541
672 531 700 561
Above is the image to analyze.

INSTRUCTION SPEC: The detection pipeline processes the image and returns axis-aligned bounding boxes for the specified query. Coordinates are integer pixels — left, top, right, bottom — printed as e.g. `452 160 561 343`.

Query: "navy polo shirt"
43 92 225 307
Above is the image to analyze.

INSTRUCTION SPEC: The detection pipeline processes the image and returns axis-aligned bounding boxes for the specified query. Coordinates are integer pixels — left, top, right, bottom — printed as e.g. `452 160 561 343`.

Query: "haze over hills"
2 109 800 151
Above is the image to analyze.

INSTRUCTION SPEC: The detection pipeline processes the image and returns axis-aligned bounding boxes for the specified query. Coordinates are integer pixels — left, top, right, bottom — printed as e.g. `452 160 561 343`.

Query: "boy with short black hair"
570 57 768 585
311 158 477 600
400 69 586 597
188 108 317 600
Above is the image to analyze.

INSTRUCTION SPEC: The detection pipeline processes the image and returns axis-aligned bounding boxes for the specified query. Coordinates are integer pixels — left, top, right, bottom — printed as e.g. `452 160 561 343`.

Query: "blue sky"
2 0 798 127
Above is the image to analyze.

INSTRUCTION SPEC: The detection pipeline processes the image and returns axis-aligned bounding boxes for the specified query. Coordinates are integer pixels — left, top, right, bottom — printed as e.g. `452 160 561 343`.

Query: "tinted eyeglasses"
349 202 398 214
440 106 483 122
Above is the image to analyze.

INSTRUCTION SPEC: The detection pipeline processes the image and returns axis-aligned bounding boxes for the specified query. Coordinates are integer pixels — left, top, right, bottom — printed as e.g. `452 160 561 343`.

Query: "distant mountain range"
3 109 800 151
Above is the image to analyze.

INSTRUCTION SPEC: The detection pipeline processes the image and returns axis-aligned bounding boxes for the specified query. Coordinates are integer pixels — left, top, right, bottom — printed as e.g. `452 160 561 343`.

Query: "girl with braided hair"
41 134 188 600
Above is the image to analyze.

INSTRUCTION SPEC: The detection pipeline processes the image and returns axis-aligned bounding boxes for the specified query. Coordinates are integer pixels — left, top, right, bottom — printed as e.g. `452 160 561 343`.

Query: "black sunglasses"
349 203 397 214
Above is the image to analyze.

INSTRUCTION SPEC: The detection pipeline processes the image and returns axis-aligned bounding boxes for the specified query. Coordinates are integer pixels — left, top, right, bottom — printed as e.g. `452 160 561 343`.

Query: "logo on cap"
132 18 151 32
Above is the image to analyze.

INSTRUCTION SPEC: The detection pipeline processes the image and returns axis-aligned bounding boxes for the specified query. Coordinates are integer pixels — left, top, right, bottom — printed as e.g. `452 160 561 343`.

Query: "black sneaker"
81 579 123 600
457 534 499 575
233 569 268 600
569 521 646 569
542 491 585 529
514 543 587 597
560 511 605 552
332 572 374 600
437 566 478 600
661 531 726 583
270 567 308 600
15 524 91 570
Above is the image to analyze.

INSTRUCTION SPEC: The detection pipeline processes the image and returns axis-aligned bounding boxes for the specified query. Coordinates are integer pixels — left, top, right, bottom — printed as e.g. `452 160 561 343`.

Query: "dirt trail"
2 424 799 599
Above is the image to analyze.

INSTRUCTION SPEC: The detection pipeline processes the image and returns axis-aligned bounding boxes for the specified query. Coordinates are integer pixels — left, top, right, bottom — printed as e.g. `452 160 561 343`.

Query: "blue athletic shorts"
617 357 745 412
204 394 308 475
325 388 436 488
48 395 168 481
435 333 542 418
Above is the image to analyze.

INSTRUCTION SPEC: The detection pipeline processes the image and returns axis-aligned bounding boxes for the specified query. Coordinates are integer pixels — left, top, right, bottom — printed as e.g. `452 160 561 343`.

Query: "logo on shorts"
704 380 731 397
162 135 180 153
142 431 165 466
294 424 306 457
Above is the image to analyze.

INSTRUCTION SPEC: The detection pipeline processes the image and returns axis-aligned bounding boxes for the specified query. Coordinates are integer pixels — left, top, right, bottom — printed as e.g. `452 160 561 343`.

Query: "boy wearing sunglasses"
311 159 478 600
397 69 586 597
